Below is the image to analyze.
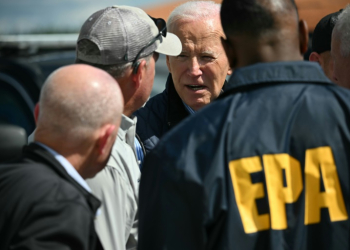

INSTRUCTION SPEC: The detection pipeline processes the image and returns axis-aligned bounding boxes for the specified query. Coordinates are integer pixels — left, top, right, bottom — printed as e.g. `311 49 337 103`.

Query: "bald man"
138 0 350 249
0 65 123 250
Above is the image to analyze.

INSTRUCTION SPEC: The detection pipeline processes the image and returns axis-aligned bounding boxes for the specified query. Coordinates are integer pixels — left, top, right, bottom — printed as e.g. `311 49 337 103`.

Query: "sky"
0 0 178 34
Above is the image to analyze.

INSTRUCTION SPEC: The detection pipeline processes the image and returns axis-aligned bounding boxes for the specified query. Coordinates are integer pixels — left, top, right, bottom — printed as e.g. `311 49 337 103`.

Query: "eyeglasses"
132 16 167 74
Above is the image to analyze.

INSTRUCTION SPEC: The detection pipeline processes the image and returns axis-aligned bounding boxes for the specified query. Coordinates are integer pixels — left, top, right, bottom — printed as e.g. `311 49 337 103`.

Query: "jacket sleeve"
138 112 229 250
10 201 96 250
87 164 139 250
138 140 207 250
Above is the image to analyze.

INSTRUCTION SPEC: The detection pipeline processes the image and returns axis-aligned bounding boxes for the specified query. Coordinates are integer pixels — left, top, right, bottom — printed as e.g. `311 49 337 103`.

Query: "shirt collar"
118 115 136 139
35 142 92 193
182 100 196 115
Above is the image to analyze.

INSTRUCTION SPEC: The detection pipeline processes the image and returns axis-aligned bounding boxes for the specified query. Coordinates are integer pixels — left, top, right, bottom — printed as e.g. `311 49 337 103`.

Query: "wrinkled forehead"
174 22 225 55
169 16 223 33
171 18 224 42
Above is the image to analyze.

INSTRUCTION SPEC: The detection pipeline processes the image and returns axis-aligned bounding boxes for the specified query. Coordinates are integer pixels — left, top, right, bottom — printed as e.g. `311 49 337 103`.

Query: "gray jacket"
87 115 140 250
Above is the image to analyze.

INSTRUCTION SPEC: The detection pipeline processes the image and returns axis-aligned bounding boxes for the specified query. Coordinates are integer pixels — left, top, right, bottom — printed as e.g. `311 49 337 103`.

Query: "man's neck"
229 35 303 68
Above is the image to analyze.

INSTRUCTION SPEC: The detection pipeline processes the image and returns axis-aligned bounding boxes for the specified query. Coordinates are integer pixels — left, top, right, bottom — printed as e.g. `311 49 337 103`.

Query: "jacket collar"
228 61 332 88
23 143 101 214
118 115 136 142
118 114 138 158
220 61 333 98
166 74 190 129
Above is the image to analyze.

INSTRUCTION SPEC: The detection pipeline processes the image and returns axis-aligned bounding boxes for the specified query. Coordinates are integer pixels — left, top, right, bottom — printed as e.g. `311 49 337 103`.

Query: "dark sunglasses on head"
149 16 167 37
131 16 167 74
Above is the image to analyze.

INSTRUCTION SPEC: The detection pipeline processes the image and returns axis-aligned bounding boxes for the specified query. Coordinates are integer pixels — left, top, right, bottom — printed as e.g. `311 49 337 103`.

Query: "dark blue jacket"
134 74 192 154
139 61 350 250
135 74 227 155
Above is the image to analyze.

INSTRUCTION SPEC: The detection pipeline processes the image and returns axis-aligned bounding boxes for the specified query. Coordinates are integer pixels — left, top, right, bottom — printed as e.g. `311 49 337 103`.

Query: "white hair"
38 70 122 140
334 4 350 57
167 1 221 32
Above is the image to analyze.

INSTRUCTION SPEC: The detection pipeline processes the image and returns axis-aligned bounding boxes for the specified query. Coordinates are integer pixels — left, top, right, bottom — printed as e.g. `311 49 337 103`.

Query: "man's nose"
188 57 202 76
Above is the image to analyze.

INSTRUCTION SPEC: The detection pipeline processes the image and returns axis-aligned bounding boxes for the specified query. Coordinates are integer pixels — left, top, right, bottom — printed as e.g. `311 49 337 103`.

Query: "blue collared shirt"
182 101 196 115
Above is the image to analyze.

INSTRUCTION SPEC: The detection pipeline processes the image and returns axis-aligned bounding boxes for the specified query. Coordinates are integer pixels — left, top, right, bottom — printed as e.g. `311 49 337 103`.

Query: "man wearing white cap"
76 6 181 250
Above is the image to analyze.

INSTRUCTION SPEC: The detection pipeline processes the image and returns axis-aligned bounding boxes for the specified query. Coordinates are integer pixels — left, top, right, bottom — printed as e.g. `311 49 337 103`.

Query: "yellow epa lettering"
229 146 348 234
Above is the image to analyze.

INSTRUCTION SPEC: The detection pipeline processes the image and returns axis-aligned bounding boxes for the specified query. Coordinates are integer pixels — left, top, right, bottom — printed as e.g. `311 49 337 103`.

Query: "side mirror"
0 124 27 163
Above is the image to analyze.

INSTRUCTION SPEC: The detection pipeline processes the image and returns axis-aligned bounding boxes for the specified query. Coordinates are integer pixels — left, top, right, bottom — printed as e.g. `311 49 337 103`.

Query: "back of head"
36 64 123 142
221 0 298 37
312 10 342 54
221 0 298 38
333 5 350 57
220 0 307 66
167 1 221 32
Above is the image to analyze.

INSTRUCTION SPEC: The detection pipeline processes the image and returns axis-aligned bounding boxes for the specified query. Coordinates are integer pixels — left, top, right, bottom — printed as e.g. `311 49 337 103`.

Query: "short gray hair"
76 39 152 78
167 1 221 32
38 67 122 139
334 4 350 57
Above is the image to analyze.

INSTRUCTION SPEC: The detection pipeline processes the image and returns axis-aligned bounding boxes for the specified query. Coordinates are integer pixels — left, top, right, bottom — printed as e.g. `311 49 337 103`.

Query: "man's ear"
131 60 147 90
309 52 321 63
221 37 237 69
299 19 309 55
34 103 40 124
166 55 172 73
97 124 116 155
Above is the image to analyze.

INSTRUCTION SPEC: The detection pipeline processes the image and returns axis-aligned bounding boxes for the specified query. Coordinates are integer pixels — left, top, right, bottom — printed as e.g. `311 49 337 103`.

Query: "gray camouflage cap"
77 5 181 65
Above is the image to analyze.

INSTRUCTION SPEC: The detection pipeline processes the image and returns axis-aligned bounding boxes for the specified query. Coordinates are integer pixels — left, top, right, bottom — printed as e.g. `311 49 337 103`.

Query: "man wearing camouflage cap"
76 5 181 250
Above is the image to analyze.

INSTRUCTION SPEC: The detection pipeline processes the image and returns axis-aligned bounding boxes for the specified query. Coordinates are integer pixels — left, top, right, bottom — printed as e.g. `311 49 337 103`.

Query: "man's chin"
185 99 209 111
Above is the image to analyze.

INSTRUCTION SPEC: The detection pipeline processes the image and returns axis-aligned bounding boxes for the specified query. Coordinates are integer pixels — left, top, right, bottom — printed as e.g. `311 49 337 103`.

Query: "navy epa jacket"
139 61 350 250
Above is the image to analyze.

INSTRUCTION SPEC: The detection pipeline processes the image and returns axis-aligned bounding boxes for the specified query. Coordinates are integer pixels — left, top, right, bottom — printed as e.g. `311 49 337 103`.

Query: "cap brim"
155 32 182 56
